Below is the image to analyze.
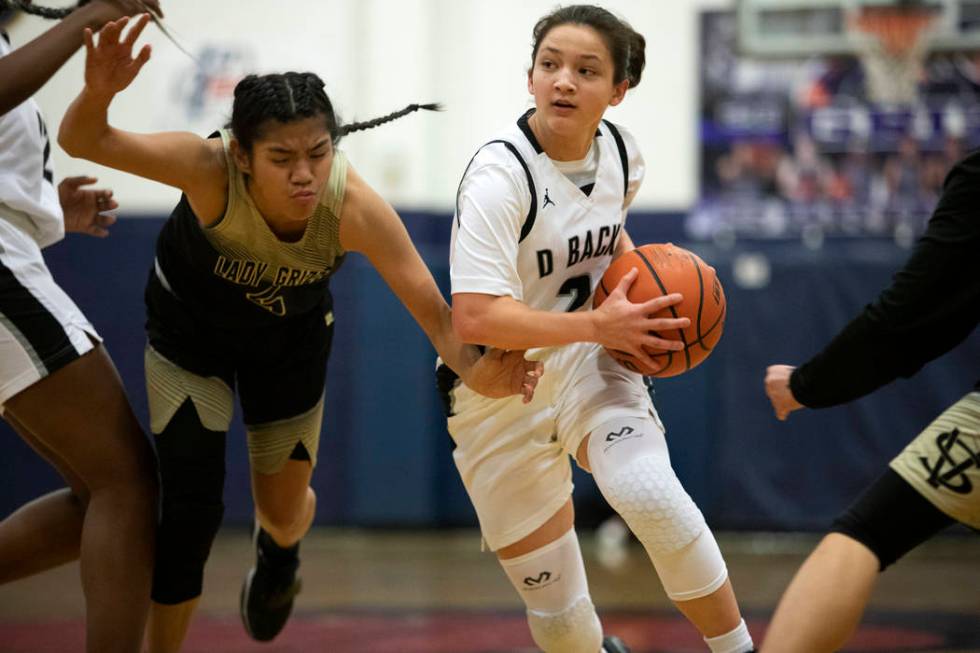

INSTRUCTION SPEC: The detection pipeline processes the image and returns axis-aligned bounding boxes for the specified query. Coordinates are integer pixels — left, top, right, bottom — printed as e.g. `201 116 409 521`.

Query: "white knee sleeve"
589 416 728 601
500 529 602 653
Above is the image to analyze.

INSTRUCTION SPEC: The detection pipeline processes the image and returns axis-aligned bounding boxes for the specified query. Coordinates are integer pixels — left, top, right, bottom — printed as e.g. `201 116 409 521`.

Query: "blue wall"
1 212 977 532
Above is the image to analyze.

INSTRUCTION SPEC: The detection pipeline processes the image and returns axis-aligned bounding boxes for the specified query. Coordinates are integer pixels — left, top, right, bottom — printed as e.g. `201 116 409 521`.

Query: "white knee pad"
589 416 728 601
500 529 602 653
527 596 602 653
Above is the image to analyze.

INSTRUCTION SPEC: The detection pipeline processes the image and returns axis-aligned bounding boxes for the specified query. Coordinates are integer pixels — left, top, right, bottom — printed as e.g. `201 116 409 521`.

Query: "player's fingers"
643 334 684 352
63 175 98 189
102 16 130 44
122 13 152 49
646 316 689 331
83 27 96 56
640 292 683 313
629 346 659 372
612 267 638 296
132 44 152 72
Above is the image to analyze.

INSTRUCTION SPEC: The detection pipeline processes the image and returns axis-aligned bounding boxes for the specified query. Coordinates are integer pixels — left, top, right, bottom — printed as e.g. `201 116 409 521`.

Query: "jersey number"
557 275 591 312
37 113 54 185
246 285 287 316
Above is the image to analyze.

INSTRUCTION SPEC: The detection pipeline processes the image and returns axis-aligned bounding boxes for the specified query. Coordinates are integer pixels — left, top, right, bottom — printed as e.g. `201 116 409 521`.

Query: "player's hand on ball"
466 348 543 403
593 267 689 370
765 364 804 421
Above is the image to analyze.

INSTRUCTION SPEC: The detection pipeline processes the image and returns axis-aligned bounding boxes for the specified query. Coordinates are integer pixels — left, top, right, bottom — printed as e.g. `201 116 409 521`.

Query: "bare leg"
0 488 84 582
145 598 201 653
0 413 87 582
761 533 879 653
674 578 742 638
497 499 574 560
251 459 316 547
5 345 157 653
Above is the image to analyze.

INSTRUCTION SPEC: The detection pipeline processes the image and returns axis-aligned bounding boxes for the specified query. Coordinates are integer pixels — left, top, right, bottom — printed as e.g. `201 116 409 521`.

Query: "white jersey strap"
455 138 538 244
601 119 630 199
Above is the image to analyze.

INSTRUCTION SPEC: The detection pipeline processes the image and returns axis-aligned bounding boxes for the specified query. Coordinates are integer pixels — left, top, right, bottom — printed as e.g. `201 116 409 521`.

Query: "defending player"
58 14 541 651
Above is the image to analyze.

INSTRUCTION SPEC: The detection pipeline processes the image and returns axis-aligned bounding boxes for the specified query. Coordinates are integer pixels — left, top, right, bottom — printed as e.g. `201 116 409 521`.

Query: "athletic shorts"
447 341 661 551
0 213 99 413
889 391 980 530
145 271 334 474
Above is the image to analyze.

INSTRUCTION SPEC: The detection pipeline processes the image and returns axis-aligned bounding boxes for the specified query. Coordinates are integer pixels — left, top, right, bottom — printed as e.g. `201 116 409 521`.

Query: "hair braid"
341 103 442 136
5 0 84 20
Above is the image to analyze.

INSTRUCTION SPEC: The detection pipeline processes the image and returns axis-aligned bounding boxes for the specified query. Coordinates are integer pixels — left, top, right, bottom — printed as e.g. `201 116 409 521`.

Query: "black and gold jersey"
149 130 348 331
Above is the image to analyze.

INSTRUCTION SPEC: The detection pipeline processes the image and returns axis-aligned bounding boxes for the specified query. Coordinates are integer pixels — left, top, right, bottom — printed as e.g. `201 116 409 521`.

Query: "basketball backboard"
737 0 980 57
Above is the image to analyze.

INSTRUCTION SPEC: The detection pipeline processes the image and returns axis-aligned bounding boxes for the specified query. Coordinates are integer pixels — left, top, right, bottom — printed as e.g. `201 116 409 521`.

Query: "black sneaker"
240 527 302 641
602 635 631 653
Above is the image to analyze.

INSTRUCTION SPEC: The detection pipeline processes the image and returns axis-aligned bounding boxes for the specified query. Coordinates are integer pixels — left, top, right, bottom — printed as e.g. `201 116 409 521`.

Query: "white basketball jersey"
0 32 64 248
451 110 644 316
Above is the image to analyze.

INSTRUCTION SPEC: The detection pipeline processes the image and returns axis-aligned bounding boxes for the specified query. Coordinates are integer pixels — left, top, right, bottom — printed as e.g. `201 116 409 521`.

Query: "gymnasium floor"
0 529 977 652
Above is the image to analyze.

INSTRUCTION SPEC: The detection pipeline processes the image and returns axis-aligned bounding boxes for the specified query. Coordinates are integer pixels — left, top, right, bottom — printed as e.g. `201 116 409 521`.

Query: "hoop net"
851 7 936 105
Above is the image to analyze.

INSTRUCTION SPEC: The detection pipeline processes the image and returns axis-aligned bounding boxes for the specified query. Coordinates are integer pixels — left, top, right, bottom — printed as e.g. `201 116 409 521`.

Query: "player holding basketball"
58 14 541 651
0 2 161 652
762 152 979 652
444 6 755 652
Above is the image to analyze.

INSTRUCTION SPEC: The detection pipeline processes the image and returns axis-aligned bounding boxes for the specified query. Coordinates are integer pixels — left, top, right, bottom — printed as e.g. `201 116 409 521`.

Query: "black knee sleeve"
830 468 955 571
151 399 227 604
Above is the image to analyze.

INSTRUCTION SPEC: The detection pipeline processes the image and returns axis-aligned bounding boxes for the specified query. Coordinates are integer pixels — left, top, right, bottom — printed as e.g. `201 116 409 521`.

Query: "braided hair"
530 4 646 89
0 0 87 20
230 71 439 152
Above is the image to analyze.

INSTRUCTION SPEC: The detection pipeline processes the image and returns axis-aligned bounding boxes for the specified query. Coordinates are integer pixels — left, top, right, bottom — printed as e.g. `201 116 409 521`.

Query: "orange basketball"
593 243 726 378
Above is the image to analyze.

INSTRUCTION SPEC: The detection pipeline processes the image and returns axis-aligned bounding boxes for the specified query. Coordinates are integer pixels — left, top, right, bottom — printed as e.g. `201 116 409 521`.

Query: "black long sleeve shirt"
790 151 980 408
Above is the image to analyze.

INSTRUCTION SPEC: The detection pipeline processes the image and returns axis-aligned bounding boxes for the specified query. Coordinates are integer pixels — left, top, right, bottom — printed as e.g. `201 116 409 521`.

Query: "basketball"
593 243 726 378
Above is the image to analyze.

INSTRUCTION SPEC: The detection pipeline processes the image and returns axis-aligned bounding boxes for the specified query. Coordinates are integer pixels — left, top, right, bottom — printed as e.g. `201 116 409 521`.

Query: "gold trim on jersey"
246 395 324 475
145 345 234 435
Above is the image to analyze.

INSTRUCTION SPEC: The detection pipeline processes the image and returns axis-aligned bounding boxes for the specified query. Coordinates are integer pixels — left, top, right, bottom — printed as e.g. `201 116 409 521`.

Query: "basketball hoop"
850 3 938 105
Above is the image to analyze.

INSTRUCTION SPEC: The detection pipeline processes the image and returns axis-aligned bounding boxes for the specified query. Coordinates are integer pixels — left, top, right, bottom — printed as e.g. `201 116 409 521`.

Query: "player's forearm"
0 5 108 115
453 295 597 349
58 87 114 160
420 299 482 380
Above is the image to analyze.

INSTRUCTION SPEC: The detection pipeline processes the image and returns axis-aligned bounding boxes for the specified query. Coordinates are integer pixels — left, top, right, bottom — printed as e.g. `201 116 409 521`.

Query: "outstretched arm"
340 166 540 400
58 14 225 219
0 0 161 115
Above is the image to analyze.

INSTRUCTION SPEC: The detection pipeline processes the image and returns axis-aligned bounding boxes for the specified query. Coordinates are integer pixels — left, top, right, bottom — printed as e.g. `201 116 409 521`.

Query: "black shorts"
145 271 334 424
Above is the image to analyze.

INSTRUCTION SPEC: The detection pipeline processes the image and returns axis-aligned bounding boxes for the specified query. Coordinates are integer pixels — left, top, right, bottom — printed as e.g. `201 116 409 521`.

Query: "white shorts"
447 342 661 551
0 214 100 413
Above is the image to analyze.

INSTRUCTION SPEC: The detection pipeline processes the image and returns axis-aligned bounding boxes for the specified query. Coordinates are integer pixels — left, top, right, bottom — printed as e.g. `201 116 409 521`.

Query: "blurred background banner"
1 0 977 534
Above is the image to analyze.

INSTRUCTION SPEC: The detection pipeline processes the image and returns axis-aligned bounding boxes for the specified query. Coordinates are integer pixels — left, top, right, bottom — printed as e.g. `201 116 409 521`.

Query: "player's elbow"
452 296 492 345
57 121 88 158
58 118 104 160
452 308 483 344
